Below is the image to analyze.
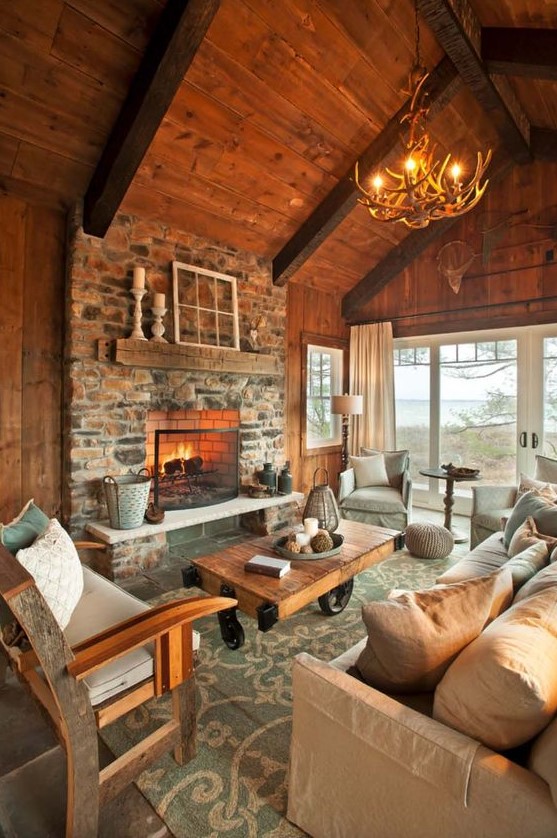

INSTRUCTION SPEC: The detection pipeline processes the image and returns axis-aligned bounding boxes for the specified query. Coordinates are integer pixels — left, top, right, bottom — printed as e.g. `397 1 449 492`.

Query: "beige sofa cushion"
529 717 557 807
349 454 390 488
433 587 557 749
339 486 406 514
514 562 557 603
355 570 513 693
64 566 200 706
436 532 508 584
504 541 549 590
360 448 409 490
535 454 557 484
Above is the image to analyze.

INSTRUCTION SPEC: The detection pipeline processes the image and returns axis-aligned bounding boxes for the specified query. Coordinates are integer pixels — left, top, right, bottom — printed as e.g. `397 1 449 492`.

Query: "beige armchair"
338 448 412 531
470 454 557 548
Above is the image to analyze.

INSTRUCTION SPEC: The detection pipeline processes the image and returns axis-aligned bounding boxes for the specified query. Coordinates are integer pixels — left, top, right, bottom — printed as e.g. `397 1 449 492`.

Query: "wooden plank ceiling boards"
1 0 557 316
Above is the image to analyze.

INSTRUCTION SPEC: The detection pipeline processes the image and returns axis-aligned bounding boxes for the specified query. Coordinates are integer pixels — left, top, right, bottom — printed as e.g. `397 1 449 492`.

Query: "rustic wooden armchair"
0 540 234 837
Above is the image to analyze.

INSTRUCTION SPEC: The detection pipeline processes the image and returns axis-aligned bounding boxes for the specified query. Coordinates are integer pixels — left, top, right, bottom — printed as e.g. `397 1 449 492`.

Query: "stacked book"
245 555 291 578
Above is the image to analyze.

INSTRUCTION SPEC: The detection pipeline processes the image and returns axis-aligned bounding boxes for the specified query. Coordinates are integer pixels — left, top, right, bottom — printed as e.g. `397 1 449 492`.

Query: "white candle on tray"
132 266 145 289
303 518 319 537
295 532 311 547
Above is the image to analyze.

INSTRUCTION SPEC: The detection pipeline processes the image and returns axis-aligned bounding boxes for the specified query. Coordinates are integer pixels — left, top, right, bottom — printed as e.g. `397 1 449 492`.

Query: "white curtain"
349 322 396 454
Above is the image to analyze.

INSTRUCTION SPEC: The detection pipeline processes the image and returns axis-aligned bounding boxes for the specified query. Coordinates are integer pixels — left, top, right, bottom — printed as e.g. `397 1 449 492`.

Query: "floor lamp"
331 394 363 471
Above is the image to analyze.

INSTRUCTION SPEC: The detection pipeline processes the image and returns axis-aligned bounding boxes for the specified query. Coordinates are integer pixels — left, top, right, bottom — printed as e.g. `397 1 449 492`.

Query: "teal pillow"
503 491 557 549
0 500 50 554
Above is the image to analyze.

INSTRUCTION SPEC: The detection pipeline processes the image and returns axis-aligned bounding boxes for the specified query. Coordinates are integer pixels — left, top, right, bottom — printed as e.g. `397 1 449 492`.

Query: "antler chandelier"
354 6 492 230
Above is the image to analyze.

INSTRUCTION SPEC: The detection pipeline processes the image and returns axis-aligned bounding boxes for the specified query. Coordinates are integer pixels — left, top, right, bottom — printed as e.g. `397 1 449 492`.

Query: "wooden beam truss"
83 0 220 238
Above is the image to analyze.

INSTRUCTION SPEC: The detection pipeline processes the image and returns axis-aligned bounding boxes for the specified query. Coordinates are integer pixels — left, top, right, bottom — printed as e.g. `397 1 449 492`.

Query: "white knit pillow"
16 519 84 629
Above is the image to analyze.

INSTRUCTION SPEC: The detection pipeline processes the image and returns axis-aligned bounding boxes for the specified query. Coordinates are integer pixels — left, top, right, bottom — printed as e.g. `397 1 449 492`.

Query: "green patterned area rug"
101 548 460 838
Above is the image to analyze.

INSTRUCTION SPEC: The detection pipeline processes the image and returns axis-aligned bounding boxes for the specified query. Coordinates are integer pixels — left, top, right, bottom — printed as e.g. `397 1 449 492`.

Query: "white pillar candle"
295 532 311 547
132 266 146 289
153 292 165 309
303 518 319 537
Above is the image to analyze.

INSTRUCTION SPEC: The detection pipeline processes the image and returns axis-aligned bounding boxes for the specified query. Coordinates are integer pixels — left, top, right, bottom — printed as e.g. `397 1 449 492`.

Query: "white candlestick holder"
151 306 168 342
130 288 147 340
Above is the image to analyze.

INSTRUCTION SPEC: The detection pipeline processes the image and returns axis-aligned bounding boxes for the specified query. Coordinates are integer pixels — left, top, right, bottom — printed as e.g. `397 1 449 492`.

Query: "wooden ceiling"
1 0 557 317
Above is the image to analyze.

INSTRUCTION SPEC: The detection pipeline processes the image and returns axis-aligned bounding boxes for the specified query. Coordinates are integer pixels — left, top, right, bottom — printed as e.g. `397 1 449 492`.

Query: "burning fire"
161 442 194 474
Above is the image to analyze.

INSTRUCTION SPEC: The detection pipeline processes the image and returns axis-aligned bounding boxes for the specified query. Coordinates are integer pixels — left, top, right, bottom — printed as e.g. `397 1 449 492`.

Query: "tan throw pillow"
433 586 557 750
517 473 557 501
355 569 513 693
15 519 84 629
349 454 390 489
503 491 557 550
508 516 556 558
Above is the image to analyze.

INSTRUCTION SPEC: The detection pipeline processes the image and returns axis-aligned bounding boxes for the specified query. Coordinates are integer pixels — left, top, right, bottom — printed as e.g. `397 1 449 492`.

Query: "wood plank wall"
286 282 349 498
0 195 65 522
357 159 557 337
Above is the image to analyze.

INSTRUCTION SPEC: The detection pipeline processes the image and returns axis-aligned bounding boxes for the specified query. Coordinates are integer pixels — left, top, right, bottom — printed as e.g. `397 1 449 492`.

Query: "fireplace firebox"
151 427 239 511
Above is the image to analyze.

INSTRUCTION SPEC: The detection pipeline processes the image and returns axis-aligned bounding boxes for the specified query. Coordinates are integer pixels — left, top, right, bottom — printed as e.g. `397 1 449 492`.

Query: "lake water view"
396 399 484 427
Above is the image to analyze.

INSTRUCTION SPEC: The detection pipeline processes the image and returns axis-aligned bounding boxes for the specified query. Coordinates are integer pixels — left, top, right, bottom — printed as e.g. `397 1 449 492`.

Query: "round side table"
419 467 481 543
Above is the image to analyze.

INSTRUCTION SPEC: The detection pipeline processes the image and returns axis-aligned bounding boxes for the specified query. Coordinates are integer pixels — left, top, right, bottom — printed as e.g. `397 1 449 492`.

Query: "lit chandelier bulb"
405 157 416 172
451 163 461 183
372 174 384 193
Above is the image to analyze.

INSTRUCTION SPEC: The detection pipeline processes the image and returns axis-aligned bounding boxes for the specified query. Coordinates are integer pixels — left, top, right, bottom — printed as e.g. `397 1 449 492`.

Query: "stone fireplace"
63 206 297 578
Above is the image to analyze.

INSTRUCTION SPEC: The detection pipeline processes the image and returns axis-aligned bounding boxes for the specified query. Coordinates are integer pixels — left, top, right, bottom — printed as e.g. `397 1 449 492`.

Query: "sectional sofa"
287 492 557 838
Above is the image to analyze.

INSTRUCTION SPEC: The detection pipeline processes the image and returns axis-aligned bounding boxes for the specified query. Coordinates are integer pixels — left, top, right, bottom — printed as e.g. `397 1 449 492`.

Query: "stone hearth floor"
0 509 468 836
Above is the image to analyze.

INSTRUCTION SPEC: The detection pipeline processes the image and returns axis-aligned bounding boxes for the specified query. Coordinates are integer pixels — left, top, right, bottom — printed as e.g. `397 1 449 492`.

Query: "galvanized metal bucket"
103 469 151 529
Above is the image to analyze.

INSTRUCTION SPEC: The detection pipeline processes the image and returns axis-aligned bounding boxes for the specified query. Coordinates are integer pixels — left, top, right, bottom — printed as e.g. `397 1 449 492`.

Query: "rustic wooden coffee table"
181 519 402 649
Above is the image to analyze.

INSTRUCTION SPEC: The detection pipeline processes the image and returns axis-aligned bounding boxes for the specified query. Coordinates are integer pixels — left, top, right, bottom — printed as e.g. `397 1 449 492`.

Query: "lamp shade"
331 394 363 416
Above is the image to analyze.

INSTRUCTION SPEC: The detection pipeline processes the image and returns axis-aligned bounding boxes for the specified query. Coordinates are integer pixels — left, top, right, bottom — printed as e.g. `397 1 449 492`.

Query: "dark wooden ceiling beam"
341 153 512 322
416 0 531 163
83 0 220 238
272 57 460 286
482 28 557 81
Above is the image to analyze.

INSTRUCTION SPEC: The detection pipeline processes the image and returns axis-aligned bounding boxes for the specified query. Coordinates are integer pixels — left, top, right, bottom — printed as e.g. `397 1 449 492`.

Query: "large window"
394 346 430 479
306 344 343 449
394 329 522 509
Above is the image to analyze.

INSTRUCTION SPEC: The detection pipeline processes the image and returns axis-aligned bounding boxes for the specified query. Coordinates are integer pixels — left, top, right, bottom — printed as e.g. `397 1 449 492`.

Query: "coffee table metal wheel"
218 609 245 650
318 578 354 615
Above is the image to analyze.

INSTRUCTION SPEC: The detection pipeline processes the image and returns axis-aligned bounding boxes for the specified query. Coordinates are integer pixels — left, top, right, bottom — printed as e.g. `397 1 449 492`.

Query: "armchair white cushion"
338 448 411 531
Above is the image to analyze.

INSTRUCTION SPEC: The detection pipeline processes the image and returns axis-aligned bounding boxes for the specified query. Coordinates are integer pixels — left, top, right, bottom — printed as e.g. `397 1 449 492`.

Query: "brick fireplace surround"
64 206 298 579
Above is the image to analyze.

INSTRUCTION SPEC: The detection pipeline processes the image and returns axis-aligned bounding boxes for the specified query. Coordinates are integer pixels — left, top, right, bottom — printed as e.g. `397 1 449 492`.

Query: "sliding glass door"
394 325 557 514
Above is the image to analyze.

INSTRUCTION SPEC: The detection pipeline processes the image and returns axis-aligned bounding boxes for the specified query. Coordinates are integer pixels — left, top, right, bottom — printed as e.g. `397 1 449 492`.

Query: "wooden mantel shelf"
98 339 281 375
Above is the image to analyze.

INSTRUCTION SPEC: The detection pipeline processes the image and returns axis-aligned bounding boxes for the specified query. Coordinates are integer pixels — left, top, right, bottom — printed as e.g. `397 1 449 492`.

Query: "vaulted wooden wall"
357 159 557 337
286 283 349 497
0 195 65 521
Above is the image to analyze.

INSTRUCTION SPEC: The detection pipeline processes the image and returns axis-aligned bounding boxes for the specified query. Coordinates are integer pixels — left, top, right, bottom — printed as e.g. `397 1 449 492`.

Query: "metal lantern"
303 468 340 533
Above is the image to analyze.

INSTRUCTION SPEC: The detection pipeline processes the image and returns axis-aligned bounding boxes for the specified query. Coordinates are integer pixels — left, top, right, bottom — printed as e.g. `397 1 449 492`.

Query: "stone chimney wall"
64 205 288 553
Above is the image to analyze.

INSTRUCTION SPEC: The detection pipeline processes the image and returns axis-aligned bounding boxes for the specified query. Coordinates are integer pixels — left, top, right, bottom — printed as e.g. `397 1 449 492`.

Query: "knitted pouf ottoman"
404 522 454 560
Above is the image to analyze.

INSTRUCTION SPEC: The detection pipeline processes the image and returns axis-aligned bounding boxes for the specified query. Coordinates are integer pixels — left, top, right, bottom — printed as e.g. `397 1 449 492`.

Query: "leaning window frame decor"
172 261 240 350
